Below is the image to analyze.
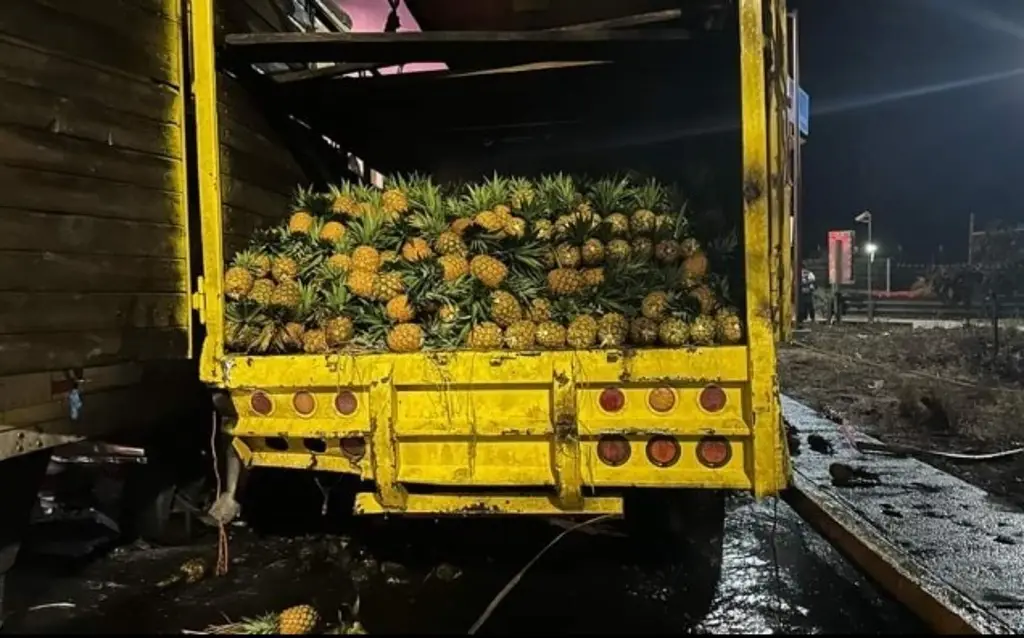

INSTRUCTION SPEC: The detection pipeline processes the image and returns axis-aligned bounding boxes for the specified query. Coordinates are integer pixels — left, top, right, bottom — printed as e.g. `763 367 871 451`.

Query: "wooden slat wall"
0 0 198 452
216 0 310 256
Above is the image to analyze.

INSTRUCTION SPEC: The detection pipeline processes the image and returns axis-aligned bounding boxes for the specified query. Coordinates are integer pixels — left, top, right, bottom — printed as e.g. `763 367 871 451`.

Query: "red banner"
827 230 854 285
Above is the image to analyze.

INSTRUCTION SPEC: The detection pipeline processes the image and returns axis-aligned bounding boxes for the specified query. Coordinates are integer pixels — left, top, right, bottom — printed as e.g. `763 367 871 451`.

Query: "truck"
0 0 794 619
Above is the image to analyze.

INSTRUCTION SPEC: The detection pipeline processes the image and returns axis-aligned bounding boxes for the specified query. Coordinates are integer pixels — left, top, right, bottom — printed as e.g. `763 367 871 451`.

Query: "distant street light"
855 211 874 322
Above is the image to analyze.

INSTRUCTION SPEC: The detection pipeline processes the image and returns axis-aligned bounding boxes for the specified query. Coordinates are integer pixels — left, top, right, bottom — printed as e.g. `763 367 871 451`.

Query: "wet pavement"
5 491 923 634
784 395 1024 632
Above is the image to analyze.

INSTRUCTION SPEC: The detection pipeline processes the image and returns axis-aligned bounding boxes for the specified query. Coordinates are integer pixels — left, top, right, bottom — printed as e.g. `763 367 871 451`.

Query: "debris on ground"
828 462 882 488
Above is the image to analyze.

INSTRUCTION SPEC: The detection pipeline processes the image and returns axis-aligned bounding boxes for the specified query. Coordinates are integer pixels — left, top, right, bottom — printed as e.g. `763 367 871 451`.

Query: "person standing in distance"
799 264 816 324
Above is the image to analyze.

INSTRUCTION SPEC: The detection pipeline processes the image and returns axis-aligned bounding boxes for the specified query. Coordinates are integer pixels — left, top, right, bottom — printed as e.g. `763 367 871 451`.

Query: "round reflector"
599 387 626 412
696 436 732 468
698 385 727 413
293 391 316 416
597 435 631 466
334 391 358 416
646 436 681 467
250 391 273 416
340 437 366 460
648 387 676 413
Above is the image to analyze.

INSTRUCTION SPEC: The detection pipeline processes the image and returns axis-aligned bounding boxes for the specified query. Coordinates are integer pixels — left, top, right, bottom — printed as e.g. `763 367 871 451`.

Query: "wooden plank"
0 78 181 158
222 29 693 65
221 177 294 218
1 383 178 429
549 9 684 31
0 252 186 293
128 0 181 22
0 39 178 124
223 205 275 238
0 209 183 257
0 292 186 335
30 0 179 46
0 2 177 84
0 328 188 376
0 124 181 192
220 118 305 175
271 62 386 84
220 146 302 198
0 166 184 225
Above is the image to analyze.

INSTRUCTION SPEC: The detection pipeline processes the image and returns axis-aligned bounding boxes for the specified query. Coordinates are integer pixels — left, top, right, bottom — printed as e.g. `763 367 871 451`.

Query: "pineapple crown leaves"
538 172 583 215
587 175 632 215
629 177 669 213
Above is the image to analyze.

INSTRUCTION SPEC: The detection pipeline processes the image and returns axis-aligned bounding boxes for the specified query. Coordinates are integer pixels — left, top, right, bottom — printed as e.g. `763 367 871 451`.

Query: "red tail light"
334 391 358 416
646 436 681 467
250 391 273 416
293 391 316 416
340 437 366 461
698 385 727 412
598 387 626 412
597 436 631 466
696 436 732 468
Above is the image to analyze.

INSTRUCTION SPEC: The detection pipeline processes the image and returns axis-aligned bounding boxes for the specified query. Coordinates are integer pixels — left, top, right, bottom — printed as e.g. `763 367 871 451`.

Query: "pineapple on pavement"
278 604 321 635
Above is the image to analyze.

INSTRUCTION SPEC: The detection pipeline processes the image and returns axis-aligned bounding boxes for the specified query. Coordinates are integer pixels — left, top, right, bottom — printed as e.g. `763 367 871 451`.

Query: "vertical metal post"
968 212 975 265
885 257 891 293
789 10 802 330
866 216 874 322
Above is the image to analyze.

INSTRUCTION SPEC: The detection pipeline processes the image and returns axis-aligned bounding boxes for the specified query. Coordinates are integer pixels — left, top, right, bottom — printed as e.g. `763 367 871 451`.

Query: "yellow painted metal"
738 0 788 497
355 493 624 516
188 0 227 384
777 0 795 342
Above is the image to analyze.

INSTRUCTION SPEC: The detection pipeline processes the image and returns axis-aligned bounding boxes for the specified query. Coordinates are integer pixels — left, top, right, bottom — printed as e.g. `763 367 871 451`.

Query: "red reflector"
696 436 732 468
648 387 676 413
698 385 727 412
293 391 316 415
334 391 358 416
250 391 272 416
599 387 626 412
340 437 366 460
646 436 681 467
597 436 631 466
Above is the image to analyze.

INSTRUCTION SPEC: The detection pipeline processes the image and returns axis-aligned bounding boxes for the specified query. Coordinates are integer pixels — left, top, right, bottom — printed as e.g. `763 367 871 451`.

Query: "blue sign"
787 78 809 137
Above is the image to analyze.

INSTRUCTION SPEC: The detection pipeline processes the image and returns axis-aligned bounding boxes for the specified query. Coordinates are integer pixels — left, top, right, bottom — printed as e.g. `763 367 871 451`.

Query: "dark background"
792 0 1024 262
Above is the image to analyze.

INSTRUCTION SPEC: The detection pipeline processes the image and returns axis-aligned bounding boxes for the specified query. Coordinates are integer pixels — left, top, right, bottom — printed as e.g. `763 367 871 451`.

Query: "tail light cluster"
597 434 732 469
598 384 727 415
248 390 359 417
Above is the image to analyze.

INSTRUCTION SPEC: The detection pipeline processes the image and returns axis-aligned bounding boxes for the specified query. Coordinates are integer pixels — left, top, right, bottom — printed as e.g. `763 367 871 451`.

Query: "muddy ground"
780 322 1024 509
5 491 922 635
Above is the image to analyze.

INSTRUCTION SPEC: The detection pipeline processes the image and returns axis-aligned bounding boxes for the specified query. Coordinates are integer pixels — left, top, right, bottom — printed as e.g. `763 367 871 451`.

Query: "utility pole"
789 10 803 325
967 212 975 265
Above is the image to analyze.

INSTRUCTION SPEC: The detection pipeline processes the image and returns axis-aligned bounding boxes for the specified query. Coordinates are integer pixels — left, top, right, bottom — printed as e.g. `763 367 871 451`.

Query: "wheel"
239 468 357 535
122 451 214 547
624 489 726 623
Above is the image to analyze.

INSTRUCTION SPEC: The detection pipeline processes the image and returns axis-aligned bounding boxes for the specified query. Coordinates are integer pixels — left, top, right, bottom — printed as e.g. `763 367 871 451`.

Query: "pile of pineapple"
223 174 744 355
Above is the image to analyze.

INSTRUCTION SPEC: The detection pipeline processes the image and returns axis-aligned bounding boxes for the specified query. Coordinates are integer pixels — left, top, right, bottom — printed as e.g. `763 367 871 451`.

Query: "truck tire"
623 489 726 623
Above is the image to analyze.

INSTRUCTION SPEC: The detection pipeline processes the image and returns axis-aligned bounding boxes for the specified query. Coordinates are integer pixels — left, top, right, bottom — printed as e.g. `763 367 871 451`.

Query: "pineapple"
386 294 416 323
629 178 667 235
689 315 716 345
490 291 522 328
321 282 355 348
475 210 504 233
438 254 469 282
597 313 628 348
680 237 702 258
289 211 315 236
466 181 504 232
504 320 537 350
373 271 405 302
554 243 582 268
225 303 261 351
566 315 598 349
438 303 458 323
469 255 508 289
224 264 254 300
509 176 535 211
278 604 320 635
528 298 552 323
270 280 302 309
535 321 566 349
582 267 605 289
630 317 660 346
401 237 433 262
302 328 329 354
328 253 352 273
504 216 527 238
271 253 299 282
533 219 554 241
605 213 630 237
659 318 690 347
467 322 503 350
589 176 630 229
436 230 468 257
681 249 709 281
581 238 605 266
631 237 654 261
352 245 381 273
328 183 359 217
349 213 385 272
716 309 743 344
347 268 377 299
381 175 411 217
251 253 272 278
641 291 670 320
606 239 631 262
655 239 681 264
450 219 474 237
547 268 584 297
318 220 346 244
690 285 717 314
380 250 399 265
387 323 424 352
248 278 275 305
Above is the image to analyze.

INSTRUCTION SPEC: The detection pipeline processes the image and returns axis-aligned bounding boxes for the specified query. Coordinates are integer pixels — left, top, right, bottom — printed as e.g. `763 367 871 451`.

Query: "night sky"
792 0 1024 262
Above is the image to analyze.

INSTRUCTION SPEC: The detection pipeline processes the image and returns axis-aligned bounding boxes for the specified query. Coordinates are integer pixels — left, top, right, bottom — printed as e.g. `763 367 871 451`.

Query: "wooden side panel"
0 0 199 455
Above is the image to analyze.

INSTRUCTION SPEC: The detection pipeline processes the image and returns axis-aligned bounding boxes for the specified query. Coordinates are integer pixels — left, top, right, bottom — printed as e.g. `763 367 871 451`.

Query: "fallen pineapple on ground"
222 174 746 355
